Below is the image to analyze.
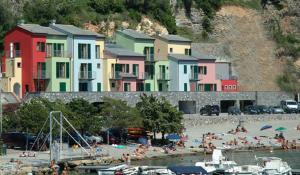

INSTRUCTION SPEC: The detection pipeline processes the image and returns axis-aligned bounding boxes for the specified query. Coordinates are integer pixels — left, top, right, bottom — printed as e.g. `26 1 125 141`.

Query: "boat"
257 157 292 175
195 149 238 173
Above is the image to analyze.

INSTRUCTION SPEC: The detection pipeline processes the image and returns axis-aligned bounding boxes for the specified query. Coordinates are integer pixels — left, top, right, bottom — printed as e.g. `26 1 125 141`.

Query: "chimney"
50 19 56 26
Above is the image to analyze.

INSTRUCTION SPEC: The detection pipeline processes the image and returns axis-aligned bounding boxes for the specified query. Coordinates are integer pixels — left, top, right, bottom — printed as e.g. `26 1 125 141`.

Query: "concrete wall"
25 91 293 113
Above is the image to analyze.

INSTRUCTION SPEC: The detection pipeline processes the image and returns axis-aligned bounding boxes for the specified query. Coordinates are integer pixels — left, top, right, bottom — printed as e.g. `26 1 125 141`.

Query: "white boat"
195 149 238 173
257 157 292 175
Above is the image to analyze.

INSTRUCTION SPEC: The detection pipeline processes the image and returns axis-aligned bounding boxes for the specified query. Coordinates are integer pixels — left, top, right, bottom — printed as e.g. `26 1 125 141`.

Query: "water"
133 150 300 169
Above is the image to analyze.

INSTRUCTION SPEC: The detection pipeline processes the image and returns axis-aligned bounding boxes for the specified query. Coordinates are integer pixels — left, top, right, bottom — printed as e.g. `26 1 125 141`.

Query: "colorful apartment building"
169 54 199 91
1 24 69 97
103 44 145 92
115 29 156 91
50 23 105 92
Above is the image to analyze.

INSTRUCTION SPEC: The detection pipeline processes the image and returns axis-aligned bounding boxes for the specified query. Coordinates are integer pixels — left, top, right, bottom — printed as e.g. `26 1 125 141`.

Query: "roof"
105 44 145 57
169 54 198 61
51 24 105 38
159 34 191 42
117 29 154 40
18 24 66 36
192 52 216 60
168 166 208 175
1 92 21 104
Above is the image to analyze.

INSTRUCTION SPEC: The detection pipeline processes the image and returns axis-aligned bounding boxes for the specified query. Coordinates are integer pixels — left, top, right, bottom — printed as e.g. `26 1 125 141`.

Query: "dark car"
243 105 259 115
256 105 271 114
228 106 241 115
200 105 220 116
1 132 38 150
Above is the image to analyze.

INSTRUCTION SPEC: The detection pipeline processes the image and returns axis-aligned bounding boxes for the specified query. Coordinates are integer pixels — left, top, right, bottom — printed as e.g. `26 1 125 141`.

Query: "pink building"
103 45 146 92
195 55 221 91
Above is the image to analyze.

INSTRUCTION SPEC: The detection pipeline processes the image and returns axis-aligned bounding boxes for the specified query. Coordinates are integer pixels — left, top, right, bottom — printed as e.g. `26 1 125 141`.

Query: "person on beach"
126 154 131 165
291 140 297 149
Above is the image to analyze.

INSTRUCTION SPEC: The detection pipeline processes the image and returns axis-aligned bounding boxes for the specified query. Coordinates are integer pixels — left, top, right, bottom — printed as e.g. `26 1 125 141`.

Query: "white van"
280 100 298 113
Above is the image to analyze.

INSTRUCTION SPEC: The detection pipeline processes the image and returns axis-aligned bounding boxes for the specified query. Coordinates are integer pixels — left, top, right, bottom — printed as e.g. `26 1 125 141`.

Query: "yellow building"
2 57 22 98
154 35 192 60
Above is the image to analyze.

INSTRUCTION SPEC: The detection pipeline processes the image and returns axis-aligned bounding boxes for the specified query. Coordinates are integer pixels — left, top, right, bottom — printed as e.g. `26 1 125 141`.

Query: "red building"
1 24 64 96
221 79 238 92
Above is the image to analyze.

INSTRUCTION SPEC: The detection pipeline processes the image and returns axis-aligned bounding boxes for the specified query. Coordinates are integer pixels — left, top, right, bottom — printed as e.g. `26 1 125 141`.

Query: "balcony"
5 50 21 58
145 54 155 62
79 71 96 80
156 73 170 81
33 71 50 79
110 71 146 80
189 73 200 81
46 50 67 58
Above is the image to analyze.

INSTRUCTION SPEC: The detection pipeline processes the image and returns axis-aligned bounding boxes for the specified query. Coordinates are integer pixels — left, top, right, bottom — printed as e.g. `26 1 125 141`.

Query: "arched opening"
13 83 21 97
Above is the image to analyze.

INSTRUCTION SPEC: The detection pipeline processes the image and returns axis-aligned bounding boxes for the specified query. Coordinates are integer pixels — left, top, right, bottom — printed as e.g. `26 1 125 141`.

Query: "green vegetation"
137 94 183 139
276 62 300 93
222 0 262 10
3 96 183 138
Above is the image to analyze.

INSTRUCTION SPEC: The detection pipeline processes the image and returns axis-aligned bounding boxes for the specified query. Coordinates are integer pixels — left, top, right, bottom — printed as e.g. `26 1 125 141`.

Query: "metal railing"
145 54 155 62
156 73 169 80
46 50 67 58
56 70 68 79
33 71 50 79
78 71 96 80
110 71 147 80
189 73 199 81
5 50 21 58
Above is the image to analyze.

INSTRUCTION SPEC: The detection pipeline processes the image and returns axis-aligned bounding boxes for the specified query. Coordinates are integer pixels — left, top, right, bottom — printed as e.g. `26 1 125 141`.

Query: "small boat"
257 157 292 175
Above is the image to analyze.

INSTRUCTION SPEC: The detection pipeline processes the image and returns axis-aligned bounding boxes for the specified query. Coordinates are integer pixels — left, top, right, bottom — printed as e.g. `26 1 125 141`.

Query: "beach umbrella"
138 137 148 145
260 125 272 131
166 134 181 142
275 127 286 132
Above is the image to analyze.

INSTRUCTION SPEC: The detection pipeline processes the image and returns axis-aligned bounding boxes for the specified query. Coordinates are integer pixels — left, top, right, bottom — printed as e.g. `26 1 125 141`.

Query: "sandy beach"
1 114 300 173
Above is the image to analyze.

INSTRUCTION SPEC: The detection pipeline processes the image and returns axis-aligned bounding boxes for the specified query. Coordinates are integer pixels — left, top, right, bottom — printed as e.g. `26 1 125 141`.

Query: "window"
36 42 45 52
229 85 232 89
97 63 101 69
47 43 64 57
199 66 207 75
17 62 21 68
143 47 154 60
78 44 91 59
56 62 70 78
184 65 187 74
79 82 88 91
145 83 151 91
233 85 236 89
184 83 188 91
111 82 115 88
185 49 191 55
124 83 130 92
97 83 101 92
95 45 100 59
133 64 139 76
159 83 163 91
169 48 173 53
225 85 228 89
198 84 204 91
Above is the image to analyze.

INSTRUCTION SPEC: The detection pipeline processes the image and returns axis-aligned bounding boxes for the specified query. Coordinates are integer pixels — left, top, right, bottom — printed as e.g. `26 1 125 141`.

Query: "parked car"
281 100 298 113
256 105 271 114
200 105 220 116
1 132 38 150
243 105 259 115
269 106 284 114
228 106 241 115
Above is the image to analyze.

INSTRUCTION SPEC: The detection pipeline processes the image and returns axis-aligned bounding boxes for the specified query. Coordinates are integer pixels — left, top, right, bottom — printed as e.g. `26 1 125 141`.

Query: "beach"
1 114 300 174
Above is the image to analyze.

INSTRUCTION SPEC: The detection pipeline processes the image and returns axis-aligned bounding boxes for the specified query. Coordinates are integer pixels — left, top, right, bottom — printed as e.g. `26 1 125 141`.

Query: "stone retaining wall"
25 91 293 113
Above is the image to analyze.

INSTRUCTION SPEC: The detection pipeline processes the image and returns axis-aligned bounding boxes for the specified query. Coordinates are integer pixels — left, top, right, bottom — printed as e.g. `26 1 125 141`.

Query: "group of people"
281 139 297 150
202 133 217 153
228 126 248 134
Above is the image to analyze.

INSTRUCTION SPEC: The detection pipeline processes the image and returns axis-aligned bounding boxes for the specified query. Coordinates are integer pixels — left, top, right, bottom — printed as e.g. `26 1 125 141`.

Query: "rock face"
175 7 204 33
84 16 168 37
136 16 168 36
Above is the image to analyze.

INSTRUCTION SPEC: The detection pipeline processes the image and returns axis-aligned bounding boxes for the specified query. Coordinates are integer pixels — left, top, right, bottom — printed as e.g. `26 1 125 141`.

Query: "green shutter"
56 62 59 78
59 82 66 92
204 84 210 91
145 83 151 91
126 64 129 73
184 65 187 74
88 44 91 59
189 49 192 56
143 47 146 55
78 44 81 58
66 62 70 78
184 83 187 91
88 63 92 71
97 83 101 92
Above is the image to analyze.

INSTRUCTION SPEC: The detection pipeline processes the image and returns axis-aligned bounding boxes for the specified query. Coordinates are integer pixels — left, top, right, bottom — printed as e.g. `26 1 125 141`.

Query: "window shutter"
78 44 81 58
204 66 207 74
88 63 92 71
189 49 192 56
66 62 70 78
56 62 59 78
88 44 91 59
126 64 129 73
184 65 187 74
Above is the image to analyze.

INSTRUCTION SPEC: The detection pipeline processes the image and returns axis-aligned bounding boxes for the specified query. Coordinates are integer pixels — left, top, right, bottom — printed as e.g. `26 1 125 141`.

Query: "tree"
100 97 143 128
67 98 101 135
137 94 183 139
